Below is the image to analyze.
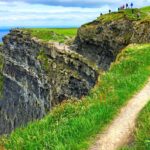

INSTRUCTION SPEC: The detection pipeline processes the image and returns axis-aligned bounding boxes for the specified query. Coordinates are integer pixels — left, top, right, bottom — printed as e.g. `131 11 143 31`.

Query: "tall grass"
121 102 150 150
1 44 150 150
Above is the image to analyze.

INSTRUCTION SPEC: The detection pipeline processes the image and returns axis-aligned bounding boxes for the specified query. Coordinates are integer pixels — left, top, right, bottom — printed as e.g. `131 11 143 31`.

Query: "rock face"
131 20 150 43
0 29 98 135
74 17 150 70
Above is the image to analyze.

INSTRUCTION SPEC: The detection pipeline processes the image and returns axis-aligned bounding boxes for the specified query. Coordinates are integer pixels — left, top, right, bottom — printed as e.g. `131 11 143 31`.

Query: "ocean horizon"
0 29 10 42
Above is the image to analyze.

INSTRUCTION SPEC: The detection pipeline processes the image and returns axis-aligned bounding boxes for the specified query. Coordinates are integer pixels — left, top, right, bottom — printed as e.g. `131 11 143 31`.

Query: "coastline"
0 29 10 43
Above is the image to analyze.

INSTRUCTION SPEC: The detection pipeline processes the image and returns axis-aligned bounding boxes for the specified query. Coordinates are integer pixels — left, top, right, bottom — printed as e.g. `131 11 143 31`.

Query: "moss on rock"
0 52 4 99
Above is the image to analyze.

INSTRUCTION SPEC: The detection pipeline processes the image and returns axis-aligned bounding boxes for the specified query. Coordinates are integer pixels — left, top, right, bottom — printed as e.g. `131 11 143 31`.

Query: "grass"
140 6 150 13
23 28 77 43
95 6 150 23
1 43 150 150
121 102 150 150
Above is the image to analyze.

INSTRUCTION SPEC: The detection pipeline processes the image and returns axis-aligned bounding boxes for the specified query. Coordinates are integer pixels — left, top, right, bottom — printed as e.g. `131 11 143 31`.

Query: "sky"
0 0 150 28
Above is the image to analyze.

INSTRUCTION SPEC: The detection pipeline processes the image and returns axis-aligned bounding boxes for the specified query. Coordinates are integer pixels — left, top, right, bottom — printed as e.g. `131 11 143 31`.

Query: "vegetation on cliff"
88 6 150 25
23 28 77 43
121 102 150 150
2 43 150 150
74 6 150 70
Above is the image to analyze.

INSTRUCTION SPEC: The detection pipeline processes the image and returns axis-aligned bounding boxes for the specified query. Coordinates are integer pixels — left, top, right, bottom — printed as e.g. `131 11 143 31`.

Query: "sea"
0 29 10 42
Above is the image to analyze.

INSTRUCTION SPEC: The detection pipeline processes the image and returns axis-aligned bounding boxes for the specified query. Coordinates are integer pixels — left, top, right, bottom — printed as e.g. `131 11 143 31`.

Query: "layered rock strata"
0 29 98 135
74 18 150 70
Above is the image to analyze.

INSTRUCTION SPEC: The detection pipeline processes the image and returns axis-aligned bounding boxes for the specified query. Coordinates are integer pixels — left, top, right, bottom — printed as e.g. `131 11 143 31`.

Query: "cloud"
0 1 110 27
0 0 149 28
1 0 150 8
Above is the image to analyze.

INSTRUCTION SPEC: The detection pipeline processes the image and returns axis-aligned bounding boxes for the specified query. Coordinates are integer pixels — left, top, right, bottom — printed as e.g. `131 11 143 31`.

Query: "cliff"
0 29 98 135
0 7 150 136
74 9 150 70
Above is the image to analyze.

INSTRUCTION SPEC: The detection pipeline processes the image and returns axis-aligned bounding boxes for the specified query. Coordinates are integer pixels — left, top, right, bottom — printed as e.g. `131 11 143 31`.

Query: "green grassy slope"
93 6 150 24
23 28 77 43
140 6 150 13
1 44 150 150
121 102 150 150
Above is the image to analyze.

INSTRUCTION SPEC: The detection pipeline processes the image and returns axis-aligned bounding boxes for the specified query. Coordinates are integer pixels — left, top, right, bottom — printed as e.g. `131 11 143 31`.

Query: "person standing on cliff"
131 3 134 14
123 5 125 9
126 3 129 9
131 3 133 8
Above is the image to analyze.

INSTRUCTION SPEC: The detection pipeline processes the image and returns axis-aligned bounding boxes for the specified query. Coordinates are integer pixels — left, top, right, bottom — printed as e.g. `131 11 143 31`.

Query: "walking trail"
90 79 150 150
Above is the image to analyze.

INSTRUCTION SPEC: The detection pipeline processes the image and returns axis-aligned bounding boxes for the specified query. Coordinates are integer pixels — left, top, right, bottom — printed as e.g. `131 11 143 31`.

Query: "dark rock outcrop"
74 17 150 70
0 29 98 135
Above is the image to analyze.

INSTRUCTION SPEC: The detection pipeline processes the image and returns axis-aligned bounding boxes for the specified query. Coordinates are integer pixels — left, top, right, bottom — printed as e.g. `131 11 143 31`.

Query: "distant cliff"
74 10 150 70
0 29 98 135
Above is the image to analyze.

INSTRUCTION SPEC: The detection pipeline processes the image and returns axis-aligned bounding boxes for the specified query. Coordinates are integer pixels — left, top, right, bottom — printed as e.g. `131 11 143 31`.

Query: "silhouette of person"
131 3 133 8
126 3 128 9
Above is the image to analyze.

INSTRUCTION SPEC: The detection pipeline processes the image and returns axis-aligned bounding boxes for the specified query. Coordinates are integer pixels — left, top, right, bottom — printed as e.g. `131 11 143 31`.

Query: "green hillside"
140 6 150 13
1 43 150 150
86 6 150 25
23 28 77 43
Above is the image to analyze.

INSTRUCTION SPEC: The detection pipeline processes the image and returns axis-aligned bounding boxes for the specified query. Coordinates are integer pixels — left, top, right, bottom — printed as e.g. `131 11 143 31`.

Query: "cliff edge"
0 29 98 135
74 8 150 70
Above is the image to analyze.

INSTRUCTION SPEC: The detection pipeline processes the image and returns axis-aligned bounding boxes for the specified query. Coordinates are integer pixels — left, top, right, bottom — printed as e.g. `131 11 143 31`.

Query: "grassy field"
1 43 150 150
23 28 77 43
121 102 150 150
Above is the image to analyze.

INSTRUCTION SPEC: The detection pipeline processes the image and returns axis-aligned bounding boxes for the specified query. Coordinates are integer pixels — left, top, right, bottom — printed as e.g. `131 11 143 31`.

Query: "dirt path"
90 79 150 150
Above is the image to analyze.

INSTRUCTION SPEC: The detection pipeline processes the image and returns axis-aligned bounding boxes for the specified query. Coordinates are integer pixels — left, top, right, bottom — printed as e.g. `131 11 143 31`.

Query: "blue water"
0 29 10 42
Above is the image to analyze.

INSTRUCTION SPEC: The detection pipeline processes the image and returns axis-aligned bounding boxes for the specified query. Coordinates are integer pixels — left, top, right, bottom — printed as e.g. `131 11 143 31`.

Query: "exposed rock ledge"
0 29 98 135
74 18 150 70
